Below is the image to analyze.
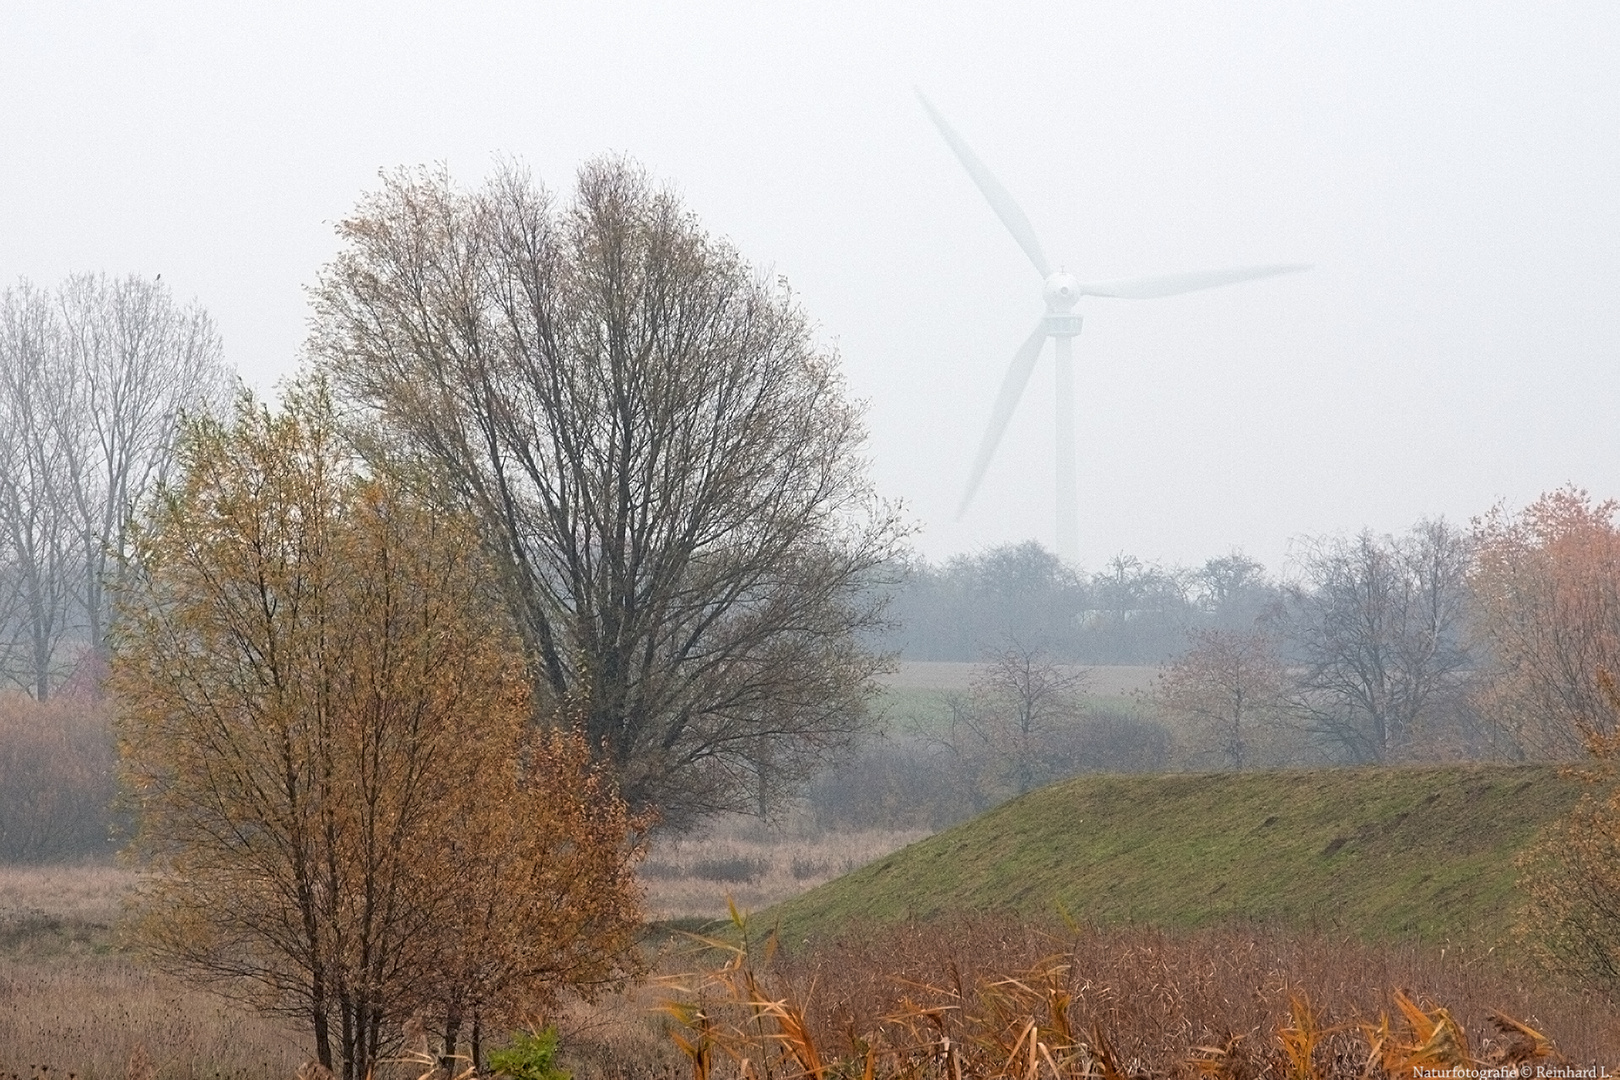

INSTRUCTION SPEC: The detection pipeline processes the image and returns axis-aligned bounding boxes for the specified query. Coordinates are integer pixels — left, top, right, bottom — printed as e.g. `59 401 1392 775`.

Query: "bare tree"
1284 519 1474 763
1080 554 1192 663
54 273 229 662
881 542 1088 661
1152 627 1287 769
0 274 227 698
0 283 76 698
940 641 1090 801
1189 551 1284 632
311 160 905 825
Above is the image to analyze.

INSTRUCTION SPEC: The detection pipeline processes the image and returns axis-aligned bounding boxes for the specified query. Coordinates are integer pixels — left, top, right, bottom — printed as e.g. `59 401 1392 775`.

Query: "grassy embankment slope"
767 763 1587 945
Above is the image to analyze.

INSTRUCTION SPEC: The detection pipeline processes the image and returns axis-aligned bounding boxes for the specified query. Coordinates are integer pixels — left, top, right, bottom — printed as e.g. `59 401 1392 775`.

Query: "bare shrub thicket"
0 690 118 861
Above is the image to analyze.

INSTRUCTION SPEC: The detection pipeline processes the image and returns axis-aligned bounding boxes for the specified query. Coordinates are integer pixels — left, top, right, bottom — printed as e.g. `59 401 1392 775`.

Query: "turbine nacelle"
1042 271 1084 337
1042 271 1081 313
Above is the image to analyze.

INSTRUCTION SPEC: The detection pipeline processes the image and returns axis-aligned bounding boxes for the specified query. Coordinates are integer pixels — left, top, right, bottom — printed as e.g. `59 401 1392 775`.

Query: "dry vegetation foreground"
7 824 1620 1077
0 829 929 1080
655 917 1620 1076
0 865 305 1078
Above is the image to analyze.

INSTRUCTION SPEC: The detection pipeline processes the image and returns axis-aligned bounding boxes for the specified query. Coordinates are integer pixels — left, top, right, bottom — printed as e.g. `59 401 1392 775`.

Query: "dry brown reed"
656 914 1620 1079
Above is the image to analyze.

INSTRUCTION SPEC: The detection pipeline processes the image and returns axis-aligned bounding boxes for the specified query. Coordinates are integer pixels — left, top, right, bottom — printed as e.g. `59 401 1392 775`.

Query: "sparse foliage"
112 385 641 1080
310 159 904 826
940 642 1089 801
487 1027 570 1080
1285 520 1474 763
1472 487 1620 759
1153 628 1287 769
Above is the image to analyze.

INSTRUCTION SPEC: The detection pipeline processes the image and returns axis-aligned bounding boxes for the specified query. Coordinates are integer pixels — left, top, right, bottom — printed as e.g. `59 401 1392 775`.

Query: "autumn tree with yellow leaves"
112 383 642 1080
1480 490 1620 993
1472 486 1620 759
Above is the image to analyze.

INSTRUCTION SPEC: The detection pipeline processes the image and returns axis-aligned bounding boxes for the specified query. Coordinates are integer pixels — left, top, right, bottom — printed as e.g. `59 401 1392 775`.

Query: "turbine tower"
919 92 1307 563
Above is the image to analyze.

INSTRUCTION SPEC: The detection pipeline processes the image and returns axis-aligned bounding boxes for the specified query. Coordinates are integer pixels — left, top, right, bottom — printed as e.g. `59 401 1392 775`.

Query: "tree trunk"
443 1004 463 1071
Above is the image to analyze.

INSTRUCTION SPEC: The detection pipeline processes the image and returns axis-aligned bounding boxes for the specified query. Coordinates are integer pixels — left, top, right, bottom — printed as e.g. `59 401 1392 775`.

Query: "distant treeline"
875 541 1282 663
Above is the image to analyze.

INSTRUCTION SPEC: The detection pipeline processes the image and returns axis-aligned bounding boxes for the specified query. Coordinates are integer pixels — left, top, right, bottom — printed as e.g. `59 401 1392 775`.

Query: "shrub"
489 1028 570 1080
691 856 767 884
0 690 119 862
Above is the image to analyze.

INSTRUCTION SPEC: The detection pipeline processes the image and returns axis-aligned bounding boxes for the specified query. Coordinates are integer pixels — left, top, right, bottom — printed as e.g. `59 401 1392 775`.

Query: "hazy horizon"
5 2 1617 573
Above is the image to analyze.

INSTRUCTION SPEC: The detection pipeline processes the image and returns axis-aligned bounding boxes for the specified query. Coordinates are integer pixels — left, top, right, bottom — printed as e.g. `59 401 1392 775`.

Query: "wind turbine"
919 92 1308 563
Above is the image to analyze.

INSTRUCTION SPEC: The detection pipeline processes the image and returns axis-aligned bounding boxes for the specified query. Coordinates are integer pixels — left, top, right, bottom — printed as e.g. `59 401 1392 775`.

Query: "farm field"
878 661 1159 696
875 661 1159 731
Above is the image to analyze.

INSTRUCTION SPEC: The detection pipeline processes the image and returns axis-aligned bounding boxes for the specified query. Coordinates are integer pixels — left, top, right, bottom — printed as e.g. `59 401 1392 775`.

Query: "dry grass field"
0 865 305 1079
0 955 306 1079
0 831 936 1080
639 813 929 919
7 758 1620 1078
0 862 134 924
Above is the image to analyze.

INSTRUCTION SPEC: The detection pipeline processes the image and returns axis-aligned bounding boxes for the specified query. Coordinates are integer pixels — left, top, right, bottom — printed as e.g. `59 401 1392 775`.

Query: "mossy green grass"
766 763 1586 945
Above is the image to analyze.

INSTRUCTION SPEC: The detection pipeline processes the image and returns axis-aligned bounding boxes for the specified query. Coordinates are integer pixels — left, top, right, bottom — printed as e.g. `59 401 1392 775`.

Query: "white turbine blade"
959 320 1050 518
1079 263 1310 300
916 91 1053 279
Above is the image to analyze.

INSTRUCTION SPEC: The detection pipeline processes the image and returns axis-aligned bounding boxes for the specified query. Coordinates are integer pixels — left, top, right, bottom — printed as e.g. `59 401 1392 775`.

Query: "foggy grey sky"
4 2 1618 573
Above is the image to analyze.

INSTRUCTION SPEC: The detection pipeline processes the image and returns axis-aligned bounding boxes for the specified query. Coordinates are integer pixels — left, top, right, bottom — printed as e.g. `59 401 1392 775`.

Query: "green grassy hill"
767 763 1588 945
